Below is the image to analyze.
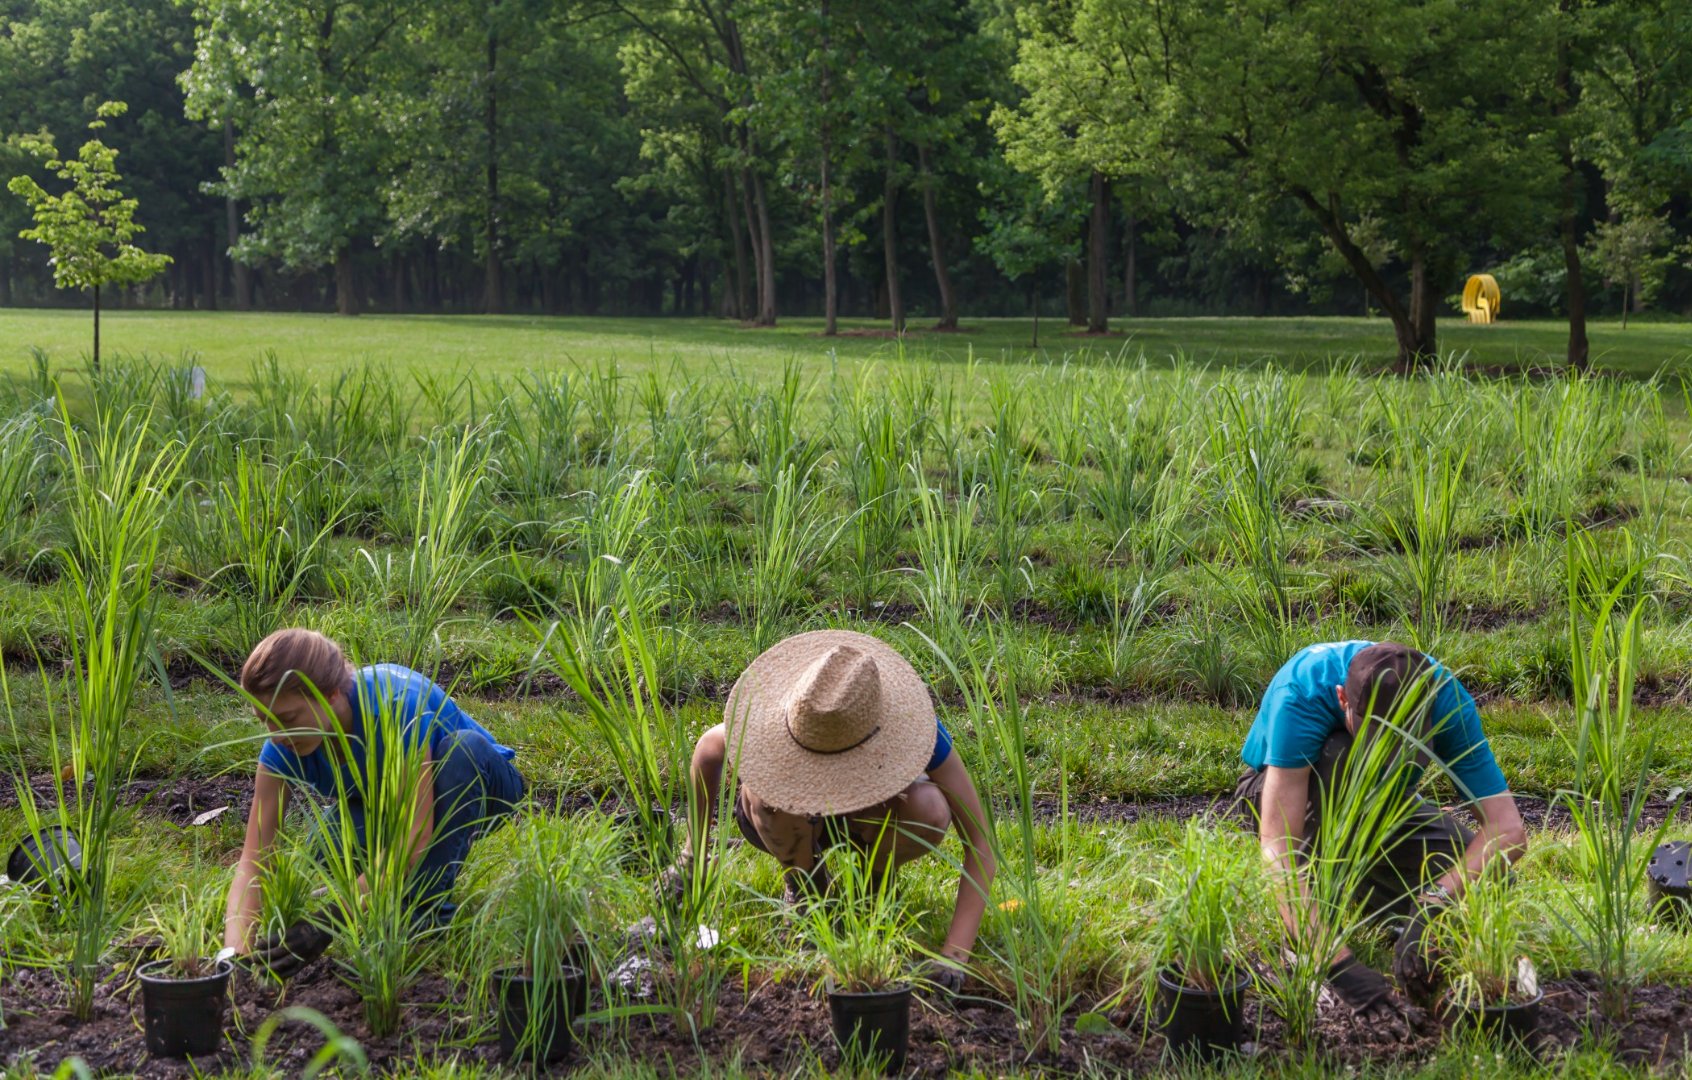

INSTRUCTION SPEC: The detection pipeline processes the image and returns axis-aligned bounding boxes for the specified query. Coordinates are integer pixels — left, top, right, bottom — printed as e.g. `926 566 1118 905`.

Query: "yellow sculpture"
1462 273 1501 324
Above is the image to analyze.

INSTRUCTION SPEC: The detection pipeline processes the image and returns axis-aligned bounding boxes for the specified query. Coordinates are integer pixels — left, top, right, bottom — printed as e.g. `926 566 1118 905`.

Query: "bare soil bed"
5 960 1692 1076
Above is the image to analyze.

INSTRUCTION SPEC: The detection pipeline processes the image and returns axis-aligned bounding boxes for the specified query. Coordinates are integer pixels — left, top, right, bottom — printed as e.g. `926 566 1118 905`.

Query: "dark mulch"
7 960 1692 1076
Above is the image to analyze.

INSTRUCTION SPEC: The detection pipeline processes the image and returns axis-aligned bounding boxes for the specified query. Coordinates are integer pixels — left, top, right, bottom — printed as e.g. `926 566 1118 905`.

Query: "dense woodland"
1 0 1690 363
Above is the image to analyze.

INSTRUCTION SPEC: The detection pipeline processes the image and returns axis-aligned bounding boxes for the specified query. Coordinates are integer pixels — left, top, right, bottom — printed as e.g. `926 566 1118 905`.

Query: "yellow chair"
1462 274 1501 324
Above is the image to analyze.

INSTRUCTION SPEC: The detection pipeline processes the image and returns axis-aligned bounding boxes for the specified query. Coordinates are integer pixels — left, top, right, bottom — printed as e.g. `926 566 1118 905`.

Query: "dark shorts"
732 790 875 859
1231 729 1473 922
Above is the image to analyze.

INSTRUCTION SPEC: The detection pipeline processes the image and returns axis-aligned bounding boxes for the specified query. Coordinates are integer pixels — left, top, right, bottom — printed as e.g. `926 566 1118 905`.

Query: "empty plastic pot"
1647 840 1691 929
6 827 82 885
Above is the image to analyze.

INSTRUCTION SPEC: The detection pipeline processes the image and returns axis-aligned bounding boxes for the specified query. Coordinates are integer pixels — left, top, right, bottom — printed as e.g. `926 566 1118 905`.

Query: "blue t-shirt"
258 664 515 799
927 720 954 773
1240 641 1508 801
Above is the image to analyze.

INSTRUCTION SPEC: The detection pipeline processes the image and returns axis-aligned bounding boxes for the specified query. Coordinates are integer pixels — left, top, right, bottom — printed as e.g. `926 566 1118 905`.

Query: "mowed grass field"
4 308 1692 386
1 313 1692 1077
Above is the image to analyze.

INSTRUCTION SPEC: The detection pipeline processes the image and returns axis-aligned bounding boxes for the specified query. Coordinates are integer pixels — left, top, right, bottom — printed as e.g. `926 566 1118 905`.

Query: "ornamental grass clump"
802 834 920 994
4 403 185 1020
1428 871 1537 1011
478 818 617 1062
923 624 1080 1056
534 574 738 1032
391 425 494 668
1257 665 1450 1052
1372 443 1468 653
284 673 444 1037
1145 821 1252 997
907 467 983 668
184 443 343 645
1551 525 1676 1019
144 882 224 979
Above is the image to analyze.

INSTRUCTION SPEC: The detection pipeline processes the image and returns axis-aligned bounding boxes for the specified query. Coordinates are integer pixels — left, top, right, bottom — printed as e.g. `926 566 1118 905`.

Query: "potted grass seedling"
483 819 615 1063
1145 821 1253 1061
136 883 233 1059
802 838 922 1074
1428 871 1541 1045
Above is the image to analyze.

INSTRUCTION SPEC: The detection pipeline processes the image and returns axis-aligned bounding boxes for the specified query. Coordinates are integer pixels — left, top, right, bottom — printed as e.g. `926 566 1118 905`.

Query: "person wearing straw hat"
663 629 996 992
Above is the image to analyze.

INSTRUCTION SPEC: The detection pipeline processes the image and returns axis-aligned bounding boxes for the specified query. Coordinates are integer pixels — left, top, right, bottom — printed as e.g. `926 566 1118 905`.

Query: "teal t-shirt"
258 664 515 799
1239 641 1508 801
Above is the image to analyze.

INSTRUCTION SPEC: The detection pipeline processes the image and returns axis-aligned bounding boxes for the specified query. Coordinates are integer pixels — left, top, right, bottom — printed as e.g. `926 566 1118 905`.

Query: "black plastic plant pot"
1647 840 1691 929
1154 966 1250 1061
6 826 82 885
827 984 912 1074
137 958 233 1059
1446 988 1543 1045
492 964 586 1063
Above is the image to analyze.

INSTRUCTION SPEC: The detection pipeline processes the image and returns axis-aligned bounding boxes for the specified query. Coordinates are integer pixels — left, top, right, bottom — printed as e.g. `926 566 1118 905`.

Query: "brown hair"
240 628 352 704
1344 641 1434 728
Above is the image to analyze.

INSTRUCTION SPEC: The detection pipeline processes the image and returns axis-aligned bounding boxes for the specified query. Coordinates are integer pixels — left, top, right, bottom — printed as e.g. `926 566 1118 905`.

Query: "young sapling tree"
6 102 172 371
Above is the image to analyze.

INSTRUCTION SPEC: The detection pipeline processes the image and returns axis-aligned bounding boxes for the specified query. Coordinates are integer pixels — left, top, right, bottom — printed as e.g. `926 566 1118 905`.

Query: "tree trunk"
1066 257 1084 326
92 282 101 372
1621 279 1630 329
821 154 838 335
335 248 359 316
882 131 904 333
819 3 838 337
203 227 219 310
1290 187 1427 368
751 169 777 326
1087 170 1109 333
917 143 957 329
724 169 748 320
225 124 252 311
482 26 504 314
1122 212 1137 318
1554 0 1588 371
1407 245 1436 367
392 252 406 313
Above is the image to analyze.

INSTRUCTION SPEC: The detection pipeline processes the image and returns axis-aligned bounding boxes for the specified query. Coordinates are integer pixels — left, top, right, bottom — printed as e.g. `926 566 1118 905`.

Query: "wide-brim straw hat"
723 629 937 817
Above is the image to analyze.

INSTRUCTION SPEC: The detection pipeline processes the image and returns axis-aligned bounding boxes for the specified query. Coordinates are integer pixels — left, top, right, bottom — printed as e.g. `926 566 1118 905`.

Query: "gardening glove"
916 956 967 997
252 916 333 979
1327 955 1396 1015
1392 907 1441 1006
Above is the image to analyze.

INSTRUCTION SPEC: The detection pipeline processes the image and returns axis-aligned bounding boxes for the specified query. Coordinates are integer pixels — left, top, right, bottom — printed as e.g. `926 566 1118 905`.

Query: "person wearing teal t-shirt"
1232 641 1527 1032
222 629 525 977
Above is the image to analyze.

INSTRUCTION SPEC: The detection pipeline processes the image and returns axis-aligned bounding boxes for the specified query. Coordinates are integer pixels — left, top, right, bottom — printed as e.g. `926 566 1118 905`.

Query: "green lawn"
3 308 1692 386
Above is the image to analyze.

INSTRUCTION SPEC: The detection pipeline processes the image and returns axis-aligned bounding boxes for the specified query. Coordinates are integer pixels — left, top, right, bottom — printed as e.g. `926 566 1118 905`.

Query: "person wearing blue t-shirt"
662 630 995 994
1232 640 1528 1029
222 629 525 977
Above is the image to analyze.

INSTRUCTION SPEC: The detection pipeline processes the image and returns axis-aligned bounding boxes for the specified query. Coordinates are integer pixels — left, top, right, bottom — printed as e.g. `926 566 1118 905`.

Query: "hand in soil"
915 956 966 997
252 919 333 978
1327 956 1395 1016
1391 909 1440 1006
1353 995 1412 1042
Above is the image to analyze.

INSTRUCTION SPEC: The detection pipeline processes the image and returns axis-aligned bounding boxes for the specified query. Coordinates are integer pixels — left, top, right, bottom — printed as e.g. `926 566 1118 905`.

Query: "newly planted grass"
1 344 1691 1078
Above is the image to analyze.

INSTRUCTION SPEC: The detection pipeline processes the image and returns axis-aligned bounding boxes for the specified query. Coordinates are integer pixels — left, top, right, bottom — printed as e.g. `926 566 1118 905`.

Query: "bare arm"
928 753 997 962
224 767 287 952
1258 765 1356 966
1434 792 1526 897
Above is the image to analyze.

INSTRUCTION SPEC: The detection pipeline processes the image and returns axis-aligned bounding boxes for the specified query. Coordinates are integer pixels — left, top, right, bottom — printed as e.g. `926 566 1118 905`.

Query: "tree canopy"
1 0 1689 361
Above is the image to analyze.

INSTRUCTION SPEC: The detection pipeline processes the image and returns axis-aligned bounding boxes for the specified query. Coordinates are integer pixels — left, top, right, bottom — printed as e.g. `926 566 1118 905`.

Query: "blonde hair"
240 628 352 704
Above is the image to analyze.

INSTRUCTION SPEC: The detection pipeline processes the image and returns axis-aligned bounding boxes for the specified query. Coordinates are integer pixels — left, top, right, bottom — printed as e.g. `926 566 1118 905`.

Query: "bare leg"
845 779 952 880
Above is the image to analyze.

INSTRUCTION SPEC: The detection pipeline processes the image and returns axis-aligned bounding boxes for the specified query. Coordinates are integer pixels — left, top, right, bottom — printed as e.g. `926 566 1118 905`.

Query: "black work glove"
1327 955 1406 1033
916 956 967 997
252 917 333 979
1392 907 1441 1006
